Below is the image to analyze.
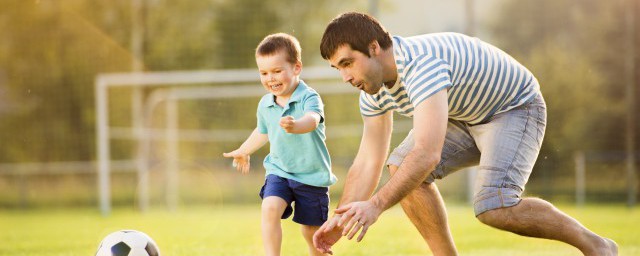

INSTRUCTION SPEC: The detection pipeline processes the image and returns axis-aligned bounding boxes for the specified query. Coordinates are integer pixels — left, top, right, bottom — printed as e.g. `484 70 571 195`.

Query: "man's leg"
470 94 617 255
477 198 618 256
385 121 480 255
389 165 457 256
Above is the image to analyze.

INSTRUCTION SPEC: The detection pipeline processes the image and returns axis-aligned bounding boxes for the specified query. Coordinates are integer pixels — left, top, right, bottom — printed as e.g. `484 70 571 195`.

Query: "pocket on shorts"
320 202 329 222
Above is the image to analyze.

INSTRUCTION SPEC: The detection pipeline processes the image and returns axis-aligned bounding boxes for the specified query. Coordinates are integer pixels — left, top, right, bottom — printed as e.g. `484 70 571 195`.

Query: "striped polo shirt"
359 33 540 125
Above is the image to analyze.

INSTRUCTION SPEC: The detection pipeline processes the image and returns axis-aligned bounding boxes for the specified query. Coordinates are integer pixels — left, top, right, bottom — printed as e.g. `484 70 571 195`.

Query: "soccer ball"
95 230 160 256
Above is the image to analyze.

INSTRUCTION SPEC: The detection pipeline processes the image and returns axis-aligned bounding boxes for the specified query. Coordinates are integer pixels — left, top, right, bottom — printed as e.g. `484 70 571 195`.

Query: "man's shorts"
259 174 329 226
387 93 547 216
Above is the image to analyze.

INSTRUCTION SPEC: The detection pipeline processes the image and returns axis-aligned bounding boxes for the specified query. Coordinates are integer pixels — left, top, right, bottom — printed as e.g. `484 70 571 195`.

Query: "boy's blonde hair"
256 33 302 65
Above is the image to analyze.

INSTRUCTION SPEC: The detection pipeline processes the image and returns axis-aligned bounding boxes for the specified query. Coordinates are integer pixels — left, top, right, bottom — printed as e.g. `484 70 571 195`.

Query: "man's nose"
340 70 352 83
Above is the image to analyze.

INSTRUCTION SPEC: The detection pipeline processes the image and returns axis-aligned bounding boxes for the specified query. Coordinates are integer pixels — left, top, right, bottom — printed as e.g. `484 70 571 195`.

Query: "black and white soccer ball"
96 230 160 256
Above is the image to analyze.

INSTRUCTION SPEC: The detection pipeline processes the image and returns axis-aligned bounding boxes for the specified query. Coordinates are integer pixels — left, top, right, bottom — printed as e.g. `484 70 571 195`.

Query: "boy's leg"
288 179 329 255
261 196 288 256
471 94 617 255
260 175 295 256
301 225 328 256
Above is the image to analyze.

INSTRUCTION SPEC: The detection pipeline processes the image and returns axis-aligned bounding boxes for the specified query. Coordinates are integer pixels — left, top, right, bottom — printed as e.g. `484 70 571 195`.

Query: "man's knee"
476 209 496 225
387 164 399 176
476 206 512 227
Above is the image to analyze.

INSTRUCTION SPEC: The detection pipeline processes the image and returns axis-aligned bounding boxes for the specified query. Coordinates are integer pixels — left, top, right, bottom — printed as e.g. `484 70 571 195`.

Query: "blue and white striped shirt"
359 33 540 125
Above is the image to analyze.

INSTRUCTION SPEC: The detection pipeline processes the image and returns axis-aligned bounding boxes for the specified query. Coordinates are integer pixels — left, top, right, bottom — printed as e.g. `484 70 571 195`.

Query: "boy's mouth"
270 83 282 91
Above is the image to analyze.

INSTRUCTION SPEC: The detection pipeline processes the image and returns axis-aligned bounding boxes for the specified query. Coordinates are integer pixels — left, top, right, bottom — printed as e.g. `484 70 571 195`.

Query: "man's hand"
335 200 383 242
222 150 250 174
279 116 296 133
313 214 344 255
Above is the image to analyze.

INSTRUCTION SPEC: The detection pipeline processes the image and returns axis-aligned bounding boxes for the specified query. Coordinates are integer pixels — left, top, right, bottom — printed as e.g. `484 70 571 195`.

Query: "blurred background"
0 0 638 214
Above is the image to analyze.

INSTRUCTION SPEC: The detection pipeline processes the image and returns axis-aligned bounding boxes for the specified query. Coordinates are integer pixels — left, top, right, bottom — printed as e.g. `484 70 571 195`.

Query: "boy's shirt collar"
265 80 307 108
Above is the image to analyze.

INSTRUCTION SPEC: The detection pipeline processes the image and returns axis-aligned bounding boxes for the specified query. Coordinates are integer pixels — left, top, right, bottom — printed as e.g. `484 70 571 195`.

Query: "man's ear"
369 41 380 56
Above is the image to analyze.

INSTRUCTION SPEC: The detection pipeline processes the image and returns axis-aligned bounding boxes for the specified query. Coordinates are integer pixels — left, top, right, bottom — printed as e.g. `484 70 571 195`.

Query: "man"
312 12 617 256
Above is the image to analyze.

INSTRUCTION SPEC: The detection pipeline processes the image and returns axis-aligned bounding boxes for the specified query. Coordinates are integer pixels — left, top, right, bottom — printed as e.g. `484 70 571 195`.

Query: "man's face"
328 44 384 95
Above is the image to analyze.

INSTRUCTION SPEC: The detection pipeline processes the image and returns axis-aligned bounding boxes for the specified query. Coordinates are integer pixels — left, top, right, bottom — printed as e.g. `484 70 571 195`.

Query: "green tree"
488 0 638 199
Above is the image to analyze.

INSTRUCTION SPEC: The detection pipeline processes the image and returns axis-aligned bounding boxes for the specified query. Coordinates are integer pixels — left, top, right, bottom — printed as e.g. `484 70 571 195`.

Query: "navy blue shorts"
259 174 329 226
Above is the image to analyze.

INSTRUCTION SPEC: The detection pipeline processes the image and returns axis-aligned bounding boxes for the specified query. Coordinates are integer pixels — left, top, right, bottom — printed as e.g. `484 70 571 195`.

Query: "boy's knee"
301 225 318 233
261 197 286 217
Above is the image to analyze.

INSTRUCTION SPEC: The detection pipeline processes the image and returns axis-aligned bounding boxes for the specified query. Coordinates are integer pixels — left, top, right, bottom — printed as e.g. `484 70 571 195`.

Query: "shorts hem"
473 187 522 216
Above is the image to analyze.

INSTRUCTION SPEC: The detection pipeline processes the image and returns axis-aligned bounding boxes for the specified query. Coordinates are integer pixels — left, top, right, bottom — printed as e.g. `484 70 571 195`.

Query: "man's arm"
312 110 393 254
334 89 448 242
339 110 394 205
370 89 448 211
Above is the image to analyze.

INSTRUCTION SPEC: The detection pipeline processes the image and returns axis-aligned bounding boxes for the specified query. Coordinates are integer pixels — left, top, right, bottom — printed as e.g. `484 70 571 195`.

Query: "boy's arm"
279 112 321 134
222 127 268 174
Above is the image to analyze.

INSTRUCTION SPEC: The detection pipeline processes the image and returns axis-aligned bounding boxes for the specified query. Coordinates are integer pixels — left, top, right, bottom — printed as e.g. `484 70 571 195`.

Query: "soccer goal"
94 67 383 215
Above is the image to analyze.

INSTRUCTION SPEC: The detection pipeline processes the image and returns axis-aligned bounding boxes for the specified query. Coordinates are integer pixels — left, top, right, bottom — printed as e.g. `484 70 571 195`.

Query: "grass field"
0 203 638 256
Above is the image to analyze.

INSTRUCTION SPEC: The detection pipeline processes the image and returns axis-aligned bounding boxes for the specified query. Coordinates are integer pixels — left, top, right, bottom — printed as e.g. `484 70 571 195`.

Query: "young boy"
223 33 336 256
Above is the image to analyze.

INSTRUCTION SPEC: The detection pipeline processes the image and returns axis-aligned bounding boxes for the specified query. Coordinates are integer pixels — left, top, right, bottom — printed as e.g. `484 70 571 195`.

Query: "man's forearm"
370 148 438 211
337 161 384 207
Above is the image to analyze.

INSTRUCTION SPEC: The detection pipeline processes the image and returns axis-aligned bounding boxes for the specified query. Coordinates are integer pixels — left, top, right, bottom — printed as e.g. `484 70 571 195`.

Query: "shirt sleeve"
303 93 325 123
359 91 387 117
403 55 452 108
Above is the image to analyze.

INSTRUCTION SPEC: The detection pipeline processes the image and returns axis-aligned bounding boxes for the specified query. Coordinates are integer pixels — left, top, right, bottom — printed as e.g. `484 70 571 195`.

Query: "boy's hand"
222 150 250 174
279 116 296 133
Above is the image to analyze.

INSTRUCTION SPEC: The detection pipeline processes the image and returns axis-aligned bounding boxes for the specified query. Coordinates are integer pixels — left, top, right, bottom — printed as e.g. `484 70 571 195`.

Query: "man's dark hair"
256 33 302 64
320 12 392 60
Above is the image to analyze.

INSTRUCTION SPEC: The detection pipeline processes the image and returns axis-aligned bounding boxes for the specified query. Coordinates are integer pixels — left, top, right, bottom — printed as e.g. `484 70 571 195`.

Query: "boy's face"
256 51 301 99
328 44 384 95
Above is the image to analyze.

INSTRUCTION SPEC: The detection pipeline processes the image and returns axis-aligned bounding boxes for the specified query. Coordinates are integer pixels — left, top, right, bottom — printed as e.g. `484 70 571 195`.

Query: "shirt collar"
392 36 407 77
265 80 307 108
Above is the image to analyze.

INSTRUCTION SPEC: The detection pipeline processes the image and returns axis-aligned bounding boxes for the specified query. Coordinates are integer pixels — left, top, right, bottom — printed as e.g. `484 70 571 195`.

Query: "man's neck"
381 48 398 88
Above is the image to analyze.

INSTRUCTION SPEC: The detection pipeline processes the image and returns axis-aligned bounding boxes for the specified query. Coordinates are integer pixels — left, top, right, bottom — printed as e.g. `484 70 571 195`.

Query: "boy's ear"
294 61 302 75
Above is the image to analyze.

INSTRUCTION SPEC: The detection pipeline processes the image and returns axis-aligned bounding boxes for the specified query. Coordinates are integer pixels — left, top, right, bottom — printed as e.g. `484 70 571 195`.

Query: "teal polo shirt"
257 80 336 187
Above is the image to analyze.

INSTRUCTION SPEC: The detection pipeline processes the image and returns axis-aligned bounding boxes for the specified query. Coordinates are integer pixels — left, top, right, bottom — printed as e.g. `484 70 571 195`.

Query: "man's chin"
364 87 381 95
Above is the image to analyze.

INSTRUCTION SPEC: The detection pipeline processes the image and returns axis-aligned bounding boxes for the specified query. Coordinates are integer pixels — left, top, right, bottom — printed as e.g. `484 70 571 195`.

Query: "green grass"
0 203 637 255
